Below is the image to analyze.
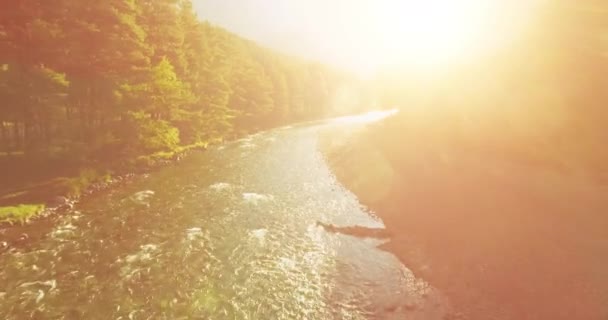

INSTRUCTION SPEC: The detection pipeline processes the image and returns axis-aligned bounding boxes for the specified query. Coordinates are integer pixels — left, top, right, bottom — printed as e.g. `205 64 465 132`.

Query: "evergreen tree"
0 0 360 162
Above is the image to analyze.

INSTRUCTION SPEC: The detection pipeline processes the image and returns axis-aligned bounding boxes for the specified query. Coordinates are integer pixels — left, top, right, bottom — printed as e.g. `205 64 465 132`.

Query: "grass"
64 168 113 198
0 204 46 224
0 141 211 221
133 142 209 169
0 167 115 207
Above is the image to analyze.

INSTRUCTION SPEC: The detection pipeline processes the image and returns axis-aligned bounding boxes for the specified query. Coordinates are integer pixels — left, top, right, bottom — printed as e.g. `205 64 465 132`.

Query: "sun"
348 0 528 76
366 0 491 71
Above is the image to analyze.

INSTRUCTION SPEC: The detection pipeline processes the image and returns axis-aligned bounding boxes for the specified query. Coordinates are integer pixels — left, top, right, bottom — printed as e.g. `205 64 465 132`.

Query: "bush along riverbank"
0 205 46 225
0 142 210 226
0 140 220 254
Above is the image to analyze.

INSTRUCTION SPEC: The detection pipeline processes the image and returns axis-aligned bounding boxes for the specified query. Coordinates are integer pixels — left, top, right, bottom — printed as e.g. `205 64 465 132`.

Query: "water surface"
0 118 447 319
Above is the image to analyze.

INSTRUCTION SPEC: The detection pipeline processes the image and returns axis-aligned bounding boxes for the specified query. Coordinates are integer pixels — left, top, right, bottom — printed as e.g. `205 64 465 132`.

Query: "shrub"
0 204 46 224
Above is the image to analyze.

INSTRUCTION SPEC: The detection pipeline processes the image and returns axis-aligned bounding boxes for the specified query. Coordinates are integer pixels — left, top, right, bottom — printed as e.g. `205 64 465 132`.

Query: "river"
0 112 448 319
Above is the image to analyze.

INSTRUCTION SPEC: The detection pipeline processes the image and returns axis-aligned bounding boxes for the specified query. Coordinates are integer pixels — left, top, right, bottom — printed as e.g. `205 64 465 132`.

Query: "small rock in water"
240 140 257 149
61 223 77 230
249 229 268 241
186 228 203 240
278 257 296 269
140 244 158 252
47 280 57 291
124 243 159 265
48 196 69 207
35 290 45 303
131 190 155 204
18 280 57 291
242 193 273 205
51 223 77 238
209 183 231 191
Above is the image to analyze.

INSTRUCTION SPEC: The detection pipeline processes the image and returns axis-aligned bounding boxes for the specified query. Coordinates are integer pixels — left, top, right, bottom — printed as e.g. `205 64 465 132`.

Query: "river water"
0 114 448 319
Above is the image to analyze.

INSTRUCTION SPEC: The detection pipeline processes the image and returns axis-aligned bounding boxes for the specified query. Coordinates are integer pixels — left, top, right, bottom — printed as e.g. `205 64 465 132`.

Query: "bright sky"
193 0 542 76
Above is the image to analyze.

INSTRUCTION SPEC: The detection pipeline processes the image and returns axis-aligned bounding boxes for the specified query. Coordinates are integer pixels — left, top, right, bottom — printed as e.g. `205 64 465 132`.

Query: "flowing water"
0 115 448 319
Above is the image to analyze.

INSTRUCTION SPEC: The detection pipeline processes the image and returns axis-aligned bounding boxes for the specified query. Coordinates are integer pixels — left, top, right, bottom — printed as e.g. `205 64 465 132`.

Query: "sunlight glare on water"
330 109 399 125
0 119 447 319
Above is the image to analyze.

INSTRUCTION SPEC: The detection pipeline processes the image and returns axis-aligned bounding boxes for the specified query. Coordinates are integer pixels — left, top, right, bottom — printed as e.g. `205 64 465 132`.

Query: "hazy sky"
192 0 384 71
192 0 541 74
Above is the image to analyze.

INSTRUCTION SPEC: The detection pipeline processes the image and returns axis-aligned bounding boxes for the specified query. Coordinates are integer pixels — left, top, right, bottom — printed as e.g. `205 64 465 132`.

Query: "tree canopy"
0 0 359 162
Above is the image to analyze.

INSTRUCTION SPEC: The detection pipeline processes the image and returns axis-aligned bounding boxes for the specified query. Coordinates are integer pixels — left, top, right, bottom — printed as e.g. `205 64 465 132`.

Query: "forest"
0 0 360 167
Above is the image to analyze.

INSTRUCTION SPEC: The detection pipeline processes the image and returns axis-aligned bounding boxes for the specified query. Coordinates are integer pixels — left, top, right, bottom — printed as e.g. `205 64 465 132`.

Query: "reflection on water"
0 120 447 319
330 109 399 125
242 193 274 205
209 182 232 191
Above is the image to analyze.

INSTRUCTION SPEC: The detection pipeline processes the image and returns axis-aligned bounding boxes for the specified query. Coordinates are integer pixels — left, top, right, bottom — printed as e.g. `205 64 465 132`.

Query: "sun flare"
347 0 537 76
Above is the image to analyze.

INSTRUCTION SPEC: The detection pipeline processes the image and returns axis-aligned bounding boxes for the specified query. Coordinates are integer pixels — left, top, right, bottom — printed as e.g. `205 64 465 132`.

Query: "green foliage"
0 204 46 224
64 169 104 197
0 0 360 165
132 144 203 169
146 58 195 121
127 111 180 153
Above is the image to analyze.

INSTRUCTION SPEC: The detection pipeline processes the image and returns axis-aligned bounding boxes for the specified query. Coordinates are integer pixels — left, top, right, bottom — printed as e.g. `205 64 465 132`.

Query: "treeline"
374 1 608 177
0 0 358 163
